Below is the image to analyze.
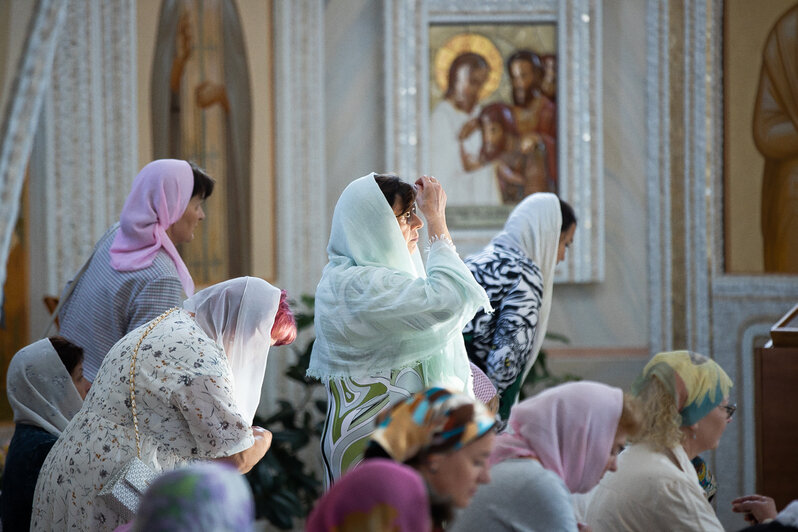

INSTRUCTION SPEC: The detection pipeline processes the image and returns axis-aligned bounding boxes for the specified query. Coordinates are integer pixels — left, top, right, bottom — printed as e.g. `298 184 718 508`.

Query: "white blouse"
584 443 724 532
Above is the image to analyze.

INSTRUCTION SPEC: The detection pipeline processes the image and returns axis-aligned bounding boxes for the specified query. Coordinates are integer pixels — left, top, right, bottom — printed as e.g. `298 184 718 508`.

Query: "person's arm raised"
415 175 451 244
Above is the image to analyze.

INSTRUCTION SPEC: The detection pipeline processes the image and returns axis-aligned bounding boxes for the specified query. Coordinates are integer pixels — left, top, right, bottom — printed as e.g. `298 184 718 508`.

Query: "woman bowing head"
32 277 296 531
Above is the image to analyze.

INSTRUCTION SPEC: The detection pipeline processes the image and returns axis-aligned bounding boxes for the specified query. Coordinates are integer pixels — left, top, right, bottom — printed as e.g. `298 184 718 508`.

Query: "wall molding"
647 0 798 526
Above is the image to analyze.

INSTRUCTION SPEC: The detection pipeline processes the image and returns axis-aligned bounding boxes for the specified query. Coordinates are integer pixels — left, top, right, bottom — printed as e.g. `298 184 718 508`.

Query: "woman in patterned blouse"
463 193 576 418
31 277 296 531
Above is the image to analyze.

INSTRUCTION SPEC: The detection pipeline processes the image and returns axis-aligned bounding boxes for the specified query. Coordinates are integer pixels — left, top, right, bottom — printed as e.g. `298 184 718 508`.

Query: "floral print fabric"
31 309 253 531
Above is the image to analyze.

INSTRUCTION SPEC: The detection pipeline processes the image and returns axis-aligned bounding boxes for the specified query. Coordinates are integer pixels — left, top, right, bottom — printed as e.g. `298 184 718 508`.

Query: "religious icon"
428 26 558 211
429 33 503 207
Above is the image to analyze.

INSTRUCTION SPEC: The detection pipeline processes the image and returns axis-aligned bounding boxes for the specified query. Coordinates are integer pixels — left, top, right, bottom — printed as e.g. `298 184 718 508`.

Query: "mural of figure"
507 50 557 191
151 0 252 283
752 4 798 273
541 53 557 101
430 51 500 206
460 103 550 204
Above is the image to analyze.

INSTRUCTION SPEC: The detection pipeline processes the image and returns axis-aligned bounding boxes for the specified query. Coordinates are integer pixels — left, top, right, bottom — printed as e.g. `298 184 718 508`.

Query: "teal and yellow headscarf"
632 350 733 426
369 387 497 463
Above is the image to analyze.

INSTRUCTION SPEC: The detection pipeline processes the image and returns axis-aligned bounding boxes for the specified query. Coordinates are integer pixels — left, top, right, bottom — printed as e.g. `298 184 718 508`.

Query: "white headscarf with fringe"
307 173 490 393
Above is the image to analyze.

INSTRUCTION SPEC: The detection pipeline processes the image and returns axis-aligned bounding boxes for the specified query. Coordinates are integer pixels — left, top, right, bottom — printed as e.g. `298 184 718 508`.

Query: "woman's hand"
415 175 451 243
732 494 778 524
216 426 273 474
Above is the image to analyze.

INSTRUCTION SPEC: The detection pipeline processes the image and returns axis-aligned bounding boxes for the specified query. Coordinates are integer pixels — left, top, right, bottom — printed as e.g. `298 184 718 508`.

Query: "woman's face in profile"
423 432 495 508
393 198 424 253
693 398 732 452
557 224 576 264
70 360 91 399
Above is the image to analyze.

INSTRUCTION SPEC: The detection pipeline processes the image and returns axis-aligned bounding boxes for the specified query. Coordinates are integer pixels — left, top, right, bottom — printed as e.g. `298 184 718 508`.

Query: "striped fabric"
58 225 184 381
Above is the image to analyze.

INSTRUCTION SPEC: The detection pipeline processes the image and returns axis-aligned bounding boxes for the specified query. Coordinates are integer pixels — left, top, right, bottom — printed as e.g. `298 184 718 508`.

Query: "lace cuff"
426 234 455 253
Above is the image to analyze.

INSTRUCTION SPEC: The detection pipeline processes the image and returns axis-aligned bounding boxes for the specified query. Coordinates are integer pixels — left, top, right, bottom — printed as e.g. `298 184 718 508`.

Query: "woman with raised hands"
307 173 491 487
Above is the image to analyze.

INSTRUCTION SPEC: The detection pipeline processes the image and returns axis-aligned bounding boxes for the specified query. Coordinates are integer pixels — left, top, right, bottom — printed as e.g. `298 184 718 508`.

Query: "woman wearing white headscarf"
0 337 87 531
308 173 491 488
462 193 576 418
31 277 296 531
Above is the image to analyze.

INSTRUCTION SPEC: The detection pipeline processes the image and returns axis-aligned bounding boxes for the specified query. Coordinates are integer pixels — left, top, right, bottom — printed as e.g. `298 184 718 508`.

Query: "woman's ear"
421 453 442 475
688 423 700 439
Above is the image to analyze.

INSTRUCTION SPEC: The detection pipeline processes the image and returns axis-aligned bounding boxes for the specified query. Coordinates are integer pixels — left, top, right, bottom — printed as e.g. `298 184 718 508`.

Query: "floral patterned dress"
31 309 254 531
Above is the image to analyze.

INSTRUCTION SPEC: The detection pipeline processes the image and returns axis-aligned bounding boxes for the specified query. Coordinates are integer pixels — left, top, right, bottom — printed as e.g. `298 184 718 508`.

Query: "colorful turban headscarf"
631 350 733 426
306 458 432 532
115 463 254 532
369 387 497 463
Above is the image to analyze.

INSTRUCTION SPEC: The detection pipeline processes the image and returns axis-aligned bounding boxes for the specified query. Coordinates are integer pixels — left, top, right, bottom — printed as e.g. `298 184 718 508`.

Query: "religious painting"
151 0 253 286
724 0 798 274
386 0 603 281
428 25 557 211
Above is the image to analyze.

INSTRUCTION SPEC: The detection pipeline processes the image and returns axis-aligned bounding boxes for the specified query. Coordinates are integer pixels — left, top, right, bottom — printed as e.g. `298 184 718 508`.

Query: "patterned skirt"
320 366 424 489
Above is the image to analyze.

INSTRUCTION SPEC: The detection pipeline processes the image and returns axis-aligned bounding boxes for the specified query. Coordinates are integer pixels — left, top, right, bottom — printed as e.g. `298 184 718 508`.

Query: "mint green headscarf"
307 173 491 393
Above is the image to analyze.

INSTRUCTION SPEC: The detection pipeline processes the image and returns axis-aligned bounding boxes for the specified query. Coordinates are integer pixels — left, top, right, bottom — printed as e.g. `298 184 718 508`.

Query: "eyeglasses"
396 205 417 223
720 403 737 420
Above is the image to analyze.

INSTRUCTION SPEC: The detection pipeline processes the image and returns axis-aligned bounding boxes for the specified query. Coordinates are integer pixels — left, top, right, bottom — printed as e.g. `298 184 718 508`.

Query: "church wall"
0 1 35 119
321 1 651 389
545 0 650 386
136 0 276 281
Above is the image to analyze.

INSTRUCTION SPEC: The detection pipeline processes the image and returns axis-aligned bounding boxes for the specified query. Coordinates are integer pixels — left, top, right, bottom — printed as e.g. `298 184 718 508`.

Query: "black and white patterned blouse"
463 243 544 399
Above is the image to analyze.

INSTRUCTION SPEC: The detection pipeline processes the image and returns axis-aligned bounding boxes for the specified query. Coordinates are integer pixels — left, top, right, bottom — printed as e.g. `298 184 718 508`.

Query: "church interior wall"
321 0 652 390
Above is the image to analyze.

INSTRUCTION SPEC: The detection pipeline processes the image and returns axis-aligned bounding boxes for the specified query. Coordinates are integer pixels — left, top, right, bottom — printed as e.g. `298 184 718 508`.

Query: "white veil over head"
7 338 84 435
491 192 562 381
183 277 281 423
308 173 490 391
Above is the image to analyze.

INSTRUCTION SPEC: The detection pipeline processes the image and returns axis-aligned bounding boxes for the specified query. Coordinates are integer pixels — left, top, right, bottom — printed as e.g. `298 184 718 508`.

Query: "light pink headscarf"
110 159 194 296
489 381 622 494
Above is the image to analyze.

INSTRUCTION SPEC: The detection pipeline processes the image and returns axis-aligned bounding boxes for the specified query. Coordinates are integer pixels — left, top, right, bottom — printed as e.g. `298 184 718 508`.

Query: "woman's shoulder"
149 249 181 276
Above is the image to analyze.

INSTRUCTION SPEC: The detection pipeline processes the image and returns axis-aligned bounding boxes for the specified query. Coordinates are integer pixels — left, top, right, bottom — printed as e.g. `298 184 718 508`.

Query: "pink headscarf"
110 159 194 296
489 381 622 494
306 459 432 532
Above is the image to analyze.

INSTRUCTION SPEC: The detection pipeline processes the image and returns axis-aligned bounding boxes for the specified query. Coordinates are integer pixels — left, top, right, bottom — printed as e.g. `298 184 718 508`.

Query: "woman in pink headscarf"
450 381 642 532
307 459 433 532
58 159 214 382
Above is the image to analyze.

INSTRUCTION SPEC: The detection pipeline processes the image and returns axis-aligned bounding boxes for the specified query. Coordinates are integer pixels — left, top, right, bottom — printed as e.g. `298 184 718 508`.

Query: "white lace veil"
491 192 561 382
7 338 84 435
183 277 281 423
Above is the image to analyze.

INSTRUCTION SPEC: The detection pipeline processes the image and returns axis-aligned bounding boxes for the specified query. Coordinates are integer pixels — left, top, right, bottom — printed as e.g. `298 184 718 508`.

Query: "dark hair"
270 290 297 346
188 161 215 199
49 336 84 375
480 103 519 136
506 49 544 82
374 173 416 215
559 198 577 233
444 52 489 99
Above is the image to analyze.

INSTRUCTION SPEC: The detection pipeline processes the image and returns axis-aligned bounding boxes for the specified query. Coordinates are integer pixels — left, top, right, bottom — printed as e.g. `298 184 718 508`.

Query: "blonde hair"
630 377 684 452
617 393 644 440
